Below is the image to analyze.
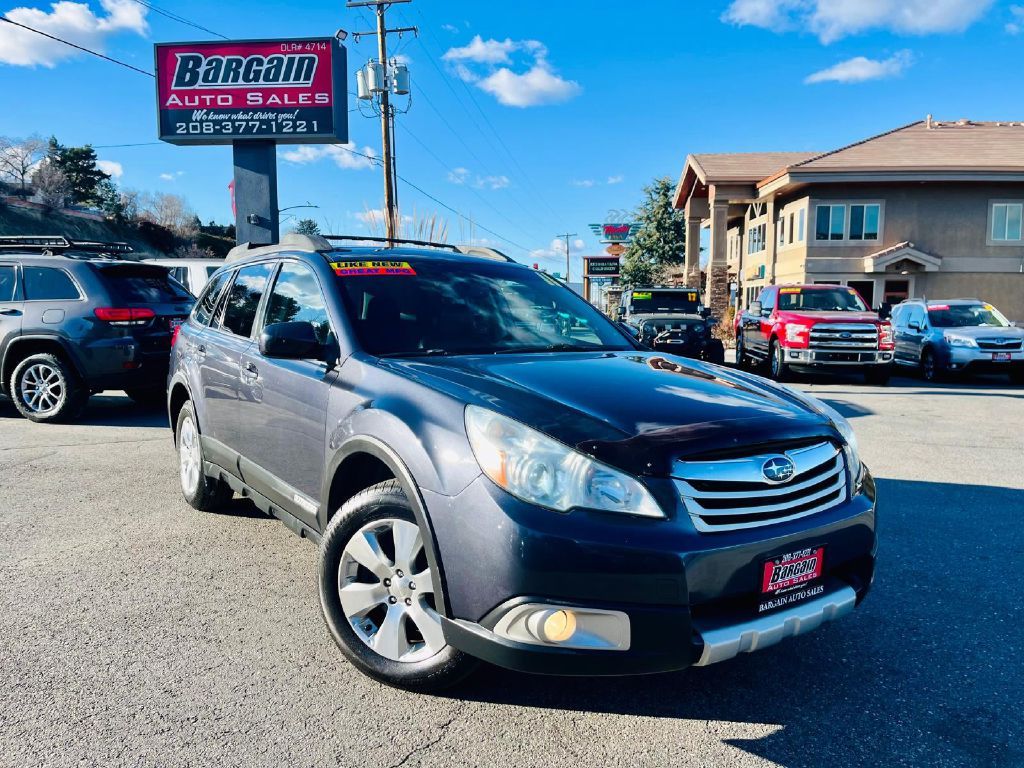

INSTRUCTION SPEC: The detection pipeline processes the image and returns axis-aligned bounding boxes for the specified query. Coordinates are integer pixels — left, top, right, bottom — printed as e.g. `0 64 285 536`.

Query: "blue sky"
1 0 1023 275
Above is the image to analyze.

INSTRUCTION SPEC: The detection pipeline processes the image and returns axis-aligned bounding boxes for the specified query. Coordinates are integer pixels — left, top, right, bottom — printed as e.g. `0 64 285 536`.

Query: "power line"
0 16 154 77
126 0 228 39
93 142 164 148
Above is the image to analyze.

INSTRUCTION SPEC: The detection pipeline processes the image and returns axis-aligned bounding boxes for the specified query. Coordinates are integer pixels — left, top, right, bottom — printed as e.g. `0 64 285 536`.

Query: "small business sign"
584 257 621 277
588 222 639 244
155 38 348 145
605 243 626 256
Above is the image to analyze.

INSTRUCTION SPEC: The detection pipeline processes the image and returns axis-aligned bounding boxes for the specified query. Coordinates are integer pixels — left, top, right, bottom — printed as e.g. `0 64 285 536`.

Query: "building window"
777 219 785 247
849 204 880 240
797 209 806 242
787 213 795 244
815 204 846 241
991 202 1023 242
747 222 766 254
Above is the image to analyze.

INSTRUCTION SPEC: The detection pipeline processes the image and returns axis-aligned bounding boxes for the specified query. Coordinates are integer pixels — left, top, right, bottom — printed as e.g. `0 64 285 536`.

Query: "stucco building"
673 119 1024 320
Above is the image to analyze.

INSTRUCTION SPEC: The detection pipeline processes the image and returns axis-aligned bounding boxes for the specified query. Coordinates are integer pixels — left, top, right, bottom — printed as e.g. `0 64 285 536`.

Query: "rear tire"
318 480 478 692
175 400 233 511
10 352 87 423
769 340 791 382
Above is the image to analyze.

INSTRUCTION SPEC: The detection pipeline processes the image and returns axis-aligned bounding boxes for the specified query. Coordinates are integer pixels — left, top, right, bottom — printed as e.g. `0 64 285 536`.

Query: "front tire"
318 480 478 692
175 401 233 511
10 352 87 423
863 366 892 386
920 348 941 383
769 340 791 382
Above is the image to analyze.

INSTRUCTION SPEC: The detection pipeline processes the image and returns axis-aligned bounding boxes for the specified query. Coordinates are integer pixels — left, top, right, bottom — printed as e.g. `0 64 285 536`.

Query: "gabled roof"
675 152 819 208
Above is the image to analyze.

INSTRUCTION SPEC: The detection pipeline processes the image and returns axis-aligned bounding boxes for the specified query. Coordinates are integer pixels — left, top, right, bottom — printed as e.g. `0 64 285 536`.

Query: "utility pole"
557 233 577 282
348 0 415 246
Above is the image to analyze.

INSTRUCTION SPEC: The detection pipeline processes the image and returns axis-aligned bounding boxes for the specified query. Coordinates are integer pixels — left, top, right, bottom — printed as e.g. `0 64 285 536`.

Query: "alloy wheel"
18 363 65 416
178 415 202 495
338 518 445 663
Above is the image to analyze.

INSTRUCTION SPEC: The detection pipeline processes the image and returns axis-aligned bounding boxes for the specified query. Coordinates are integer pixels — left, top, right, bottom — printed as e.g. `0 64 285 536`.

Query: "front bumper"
944 346 1023 374
425 470 877 675
785 348 893 367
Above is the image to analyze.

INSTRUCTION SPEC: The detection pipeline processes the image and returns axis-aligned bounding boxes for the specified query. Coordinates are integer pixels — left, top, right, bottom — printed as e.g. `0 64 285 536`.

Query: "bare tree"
139 192 199 240
31 161 71 209
0 136 47 197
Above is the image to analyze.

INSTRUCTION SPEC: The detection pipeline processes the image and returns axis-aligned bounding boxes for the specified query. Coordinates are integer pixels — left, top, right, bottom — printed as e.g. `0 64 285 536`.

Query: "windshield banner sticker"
331 260 417 276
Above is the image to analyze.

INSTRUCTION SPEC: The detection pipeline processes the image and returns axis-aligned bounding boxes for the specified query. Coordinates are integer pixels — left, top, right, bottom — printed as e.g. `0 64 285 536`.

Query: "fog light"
528 609 577 643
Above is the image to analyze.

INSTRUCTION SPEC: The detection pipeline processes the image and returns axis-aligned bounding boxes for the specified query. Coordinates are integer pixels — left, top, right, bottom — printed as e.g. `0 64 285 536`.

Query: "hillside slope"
0 203 170 257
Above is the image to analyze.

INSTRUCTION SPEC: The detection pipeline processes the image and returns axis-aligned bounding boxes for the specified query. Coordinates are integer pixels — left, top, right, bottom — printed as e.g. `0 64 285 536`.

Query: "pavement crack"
386 716 457 768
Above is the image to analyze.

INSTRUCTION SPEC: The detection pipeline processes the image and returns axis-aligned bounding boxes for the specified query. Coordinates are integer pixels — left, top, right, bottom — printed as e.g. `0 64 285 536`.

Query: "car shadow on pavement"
451 478 1024 768
0 393 168 428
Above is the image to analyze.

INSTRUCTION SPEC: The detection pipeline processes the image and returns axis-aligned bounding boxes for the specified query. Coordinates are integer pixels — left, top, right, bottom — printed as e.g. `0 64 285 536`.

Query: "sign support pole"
233 140 279 246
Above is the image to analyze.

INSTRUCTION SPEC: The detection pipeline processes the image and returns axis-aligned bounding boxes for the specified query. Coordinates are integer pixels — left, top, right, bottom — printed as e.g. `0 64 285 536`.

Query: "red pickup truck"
735 284 895 384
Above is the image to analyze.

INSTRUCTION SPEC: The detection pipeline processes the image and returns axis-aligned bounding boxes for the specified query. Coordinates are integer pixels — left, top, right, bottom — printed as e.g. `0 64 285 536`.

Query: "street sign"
584 257 620 277
155 38 348 145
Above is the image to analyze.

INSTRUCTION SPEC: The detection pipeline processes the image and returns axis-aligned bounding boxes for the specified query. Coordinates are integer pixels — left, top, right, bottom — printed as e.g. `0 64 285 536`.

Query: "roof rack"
323 235 515 262
0 235 134 258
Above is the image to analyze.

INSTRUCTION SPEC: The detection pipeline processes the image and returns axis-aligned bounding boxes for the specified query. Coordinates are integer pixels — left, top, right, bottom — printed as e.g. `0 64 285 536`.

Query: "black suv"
0 237 194 422
168 235 877 691
617 286 725 363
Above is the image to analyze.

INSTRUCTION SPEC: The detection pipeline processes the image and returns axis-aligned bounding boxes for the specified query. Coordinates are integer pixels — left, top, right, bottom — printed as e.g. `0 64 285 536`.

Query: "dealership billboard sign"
584 257 621 277
155 38 348 145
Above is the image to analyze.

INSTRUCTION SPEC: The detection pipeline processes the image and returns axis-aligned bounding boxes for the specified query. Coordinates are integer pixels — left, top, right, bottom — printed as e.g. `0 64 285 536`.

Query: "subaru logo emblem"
762 456 796 484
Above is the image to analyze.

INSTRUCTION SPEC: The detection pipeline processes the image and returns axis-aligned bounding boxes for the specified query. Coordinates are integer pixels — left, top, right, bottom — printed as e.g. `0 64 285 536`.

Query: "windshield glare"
778 288 868 312
335 259 632 356
928 303 1010 328
629 290 701 314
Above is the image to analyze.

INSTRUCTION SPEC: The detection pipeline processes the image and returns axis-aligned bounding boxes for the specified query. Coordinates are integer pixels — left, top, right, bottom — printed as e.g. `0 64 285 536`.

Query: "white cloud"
441 23 459 33
529 237 586 262
158 171 183 182
354 209 413 227
723 0 993 43
607 175 624 185
443 34 516 65
96 159 122 179
280 143 377 171
474 174 509 190
805 50 913 84
447 167 470 185
570 179 596 188
444 36 580 108
1007 4 1024 34
0 0 148 67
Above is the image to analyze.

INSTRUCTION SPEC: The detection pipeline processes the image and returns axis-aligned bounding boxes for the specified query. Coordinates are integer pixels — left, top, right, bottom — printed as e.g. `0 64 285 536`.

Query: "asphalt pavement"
1 369 1022 768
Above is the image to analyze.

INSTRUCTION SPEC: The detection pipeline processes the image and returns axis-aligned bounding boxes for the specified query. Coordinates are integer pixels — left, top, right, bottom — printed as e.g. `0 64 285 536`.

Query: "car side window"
890 306 905 328
0 265 17 302
193 270 230 326
217 262 274 338
23 266 81 300
263 261 332 344
759 288 776 315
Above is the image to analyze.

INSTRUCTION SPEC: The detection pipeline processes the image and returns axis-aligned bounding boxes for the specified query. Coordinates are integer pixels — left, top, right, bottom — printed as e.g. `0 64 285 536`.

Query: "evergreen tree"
292 218 321 236
621 176 687 286
46 137 110 205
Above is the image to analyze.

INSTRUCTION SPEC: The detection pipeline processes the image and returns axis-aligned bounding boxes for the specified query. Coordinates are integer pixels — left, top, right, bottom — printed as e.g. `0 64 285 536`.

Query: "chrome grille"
809 324 878 351
977 338 1022 351
673 442 848 532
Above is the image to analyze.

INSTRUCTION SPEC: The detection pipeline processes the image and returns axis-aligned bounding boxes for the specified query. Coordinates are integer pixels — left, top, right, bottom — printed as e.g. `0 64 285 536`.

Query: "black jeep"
618 286 725 364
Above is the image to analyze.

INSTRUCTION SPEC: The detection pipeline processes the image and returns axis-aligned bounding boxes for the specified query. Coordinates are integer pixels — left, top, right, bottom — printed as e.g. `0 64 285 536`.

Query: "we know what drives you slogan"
154 38 348 145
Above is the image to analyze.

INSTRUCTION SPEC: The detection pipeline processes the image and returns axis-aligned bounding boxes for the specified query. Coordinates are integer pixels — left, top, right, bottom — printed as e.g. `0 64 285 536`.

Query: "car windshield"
629 290 701 314
334 257 633 357
927 303 1010 328
778 287 868 312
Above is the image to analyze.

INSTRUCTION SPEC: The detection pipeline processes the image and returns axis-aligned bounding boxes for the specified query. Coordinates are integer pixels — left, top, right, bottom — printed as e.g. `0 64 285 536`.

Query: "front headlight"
465 405 664 518
944 333 977 348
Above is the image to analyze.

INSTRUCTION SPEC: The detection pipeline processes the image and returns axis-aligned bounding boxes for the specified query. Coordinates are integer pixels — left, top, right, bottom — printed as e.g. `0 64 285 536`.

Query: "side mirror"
616 306 626 319
260 321 320 359
700 307 712 319
908 320 921 331
748 300 762 316
618 321 639 339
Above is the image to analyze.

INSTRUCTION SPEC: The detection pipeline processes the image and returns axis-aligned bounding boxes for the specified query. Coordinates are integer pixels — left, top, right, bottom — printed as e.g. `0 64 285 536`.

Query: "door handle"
0 308 20 316
196 344 206 353
242 361 259 381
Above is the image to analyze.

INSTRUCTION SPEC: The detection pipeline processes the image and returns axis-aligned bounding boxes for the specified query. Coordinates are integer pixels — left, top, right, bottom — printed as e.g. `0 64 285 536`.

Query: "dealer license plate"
992 352 1011 362
758 546 825 614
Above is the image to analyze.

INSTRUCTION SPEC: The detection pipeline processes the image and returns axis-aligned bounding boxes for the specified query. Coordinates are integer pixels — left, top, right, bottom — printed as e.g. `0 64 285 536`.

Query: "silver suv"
890 298 1024 383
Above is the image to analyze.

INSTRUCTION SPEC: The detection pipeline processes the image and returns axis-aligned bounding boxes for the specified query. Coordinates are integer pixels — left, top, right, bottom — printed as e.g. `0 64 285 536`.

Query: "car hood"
935 325 1024 340
380 351 837 477
776 310 881 324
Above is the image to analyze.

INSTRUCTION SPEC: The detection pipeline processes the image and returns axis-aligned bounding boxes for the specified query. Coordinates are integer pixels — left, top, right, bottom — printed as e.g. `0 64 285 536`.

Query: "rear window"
96 265 191 303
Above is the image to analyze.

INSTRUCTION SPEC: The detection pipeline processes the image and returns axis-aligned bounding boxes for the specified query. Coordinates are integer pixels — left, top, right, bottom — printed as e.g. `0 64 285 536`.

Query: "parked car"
735 284 894 384
168 234 877 692
144 257 224 297
890 298 1024 383
617 286 725 363
0 236 194 422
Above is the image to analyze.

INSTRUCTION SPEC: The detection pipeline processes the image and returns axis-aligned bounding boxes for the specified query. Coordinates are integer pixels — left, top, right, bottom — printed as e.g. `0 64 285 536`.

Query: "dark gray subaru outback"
167 234 877 691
